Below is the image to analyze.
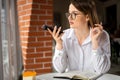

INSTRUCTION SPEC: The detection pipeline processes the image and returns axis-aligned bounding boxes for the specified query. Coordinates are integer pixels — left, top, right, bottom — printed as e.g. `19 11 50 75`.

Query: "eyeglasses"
65 12 82 20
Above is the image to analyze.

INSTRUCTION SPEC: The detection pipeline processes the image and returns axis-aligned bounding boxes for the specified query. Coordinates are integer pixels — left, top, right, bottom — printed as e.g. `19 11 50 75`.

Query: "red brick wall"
17 0 53 75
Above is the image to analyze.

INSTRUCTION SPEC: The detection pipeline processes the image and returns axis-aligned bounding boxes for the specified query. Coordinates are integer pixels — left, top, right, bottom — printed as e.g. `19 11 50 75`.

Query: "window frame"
0 0 4 79
0 0 23 80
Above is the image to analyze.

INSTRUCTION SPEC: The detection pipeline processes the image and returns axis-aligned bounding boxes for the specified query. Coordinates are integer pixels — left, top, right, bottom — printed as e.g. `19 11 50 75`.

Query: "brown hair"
70 0 99 28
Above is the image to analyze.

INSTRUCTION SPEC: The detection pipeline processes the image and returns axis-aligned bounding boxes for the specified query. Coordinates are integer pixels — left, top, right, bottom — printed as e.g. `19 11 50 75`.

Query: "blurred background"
0 0 120 80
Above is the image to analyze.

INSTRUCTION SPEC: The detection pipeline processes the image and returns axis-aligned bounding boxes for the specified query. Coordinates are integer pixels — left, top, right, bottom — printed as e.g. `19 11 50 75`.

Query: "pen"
53 76 82 80
71 78 82 80
53 76 71 79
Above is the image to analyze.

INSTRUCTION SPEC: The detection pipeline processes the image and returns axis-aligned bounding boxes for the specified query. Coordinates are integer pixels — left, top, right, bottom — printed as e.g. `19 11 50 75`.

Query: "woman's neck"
74 27 90 45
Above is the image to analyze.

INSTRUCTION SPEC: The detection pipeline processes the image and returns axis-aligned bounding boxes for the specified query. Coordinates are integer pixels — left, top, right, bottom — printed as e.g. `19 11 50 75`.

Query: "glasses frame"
65 12 83 20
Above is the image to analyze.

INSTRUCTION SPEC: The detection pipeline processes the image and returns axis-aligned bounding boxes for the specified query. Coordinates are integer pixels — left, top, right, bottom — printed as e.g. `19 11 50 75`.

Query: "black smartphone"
41 25 63 34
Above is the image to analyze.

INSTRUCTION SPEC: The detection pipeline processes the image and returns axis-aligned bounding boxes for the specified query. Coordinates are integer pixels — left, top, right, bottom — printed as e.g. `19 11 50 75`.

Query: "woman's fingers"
56 27 61 37
53 26 57 36
94 24 103 31
47 28 52 35
47 26 63 48
47 26 62 40
92 24 104 40
92 27 101 35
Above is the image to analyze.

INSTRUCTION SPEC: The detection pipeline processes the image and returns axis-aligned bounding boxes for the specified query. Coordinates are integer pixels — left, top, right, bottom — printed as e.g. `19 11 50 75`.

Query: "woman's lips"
69 22 74 25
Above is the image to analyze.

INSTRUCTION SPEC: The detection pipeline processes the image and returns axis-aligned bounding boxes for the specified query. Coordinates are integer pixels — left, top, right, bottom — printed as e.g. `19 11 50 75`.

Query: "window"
0 0 23 80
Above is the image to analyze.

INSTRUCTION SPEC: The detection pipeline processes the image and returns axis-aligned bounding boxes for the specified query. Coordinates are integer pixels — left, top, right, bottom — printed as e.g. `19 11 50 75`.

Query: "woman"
48 0 111 74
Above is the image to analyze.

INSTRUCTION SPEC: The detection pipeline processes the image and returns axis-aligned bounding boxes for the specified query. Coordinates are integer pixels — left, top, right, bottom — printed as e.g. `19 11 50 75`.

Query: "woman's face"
68 4 89 29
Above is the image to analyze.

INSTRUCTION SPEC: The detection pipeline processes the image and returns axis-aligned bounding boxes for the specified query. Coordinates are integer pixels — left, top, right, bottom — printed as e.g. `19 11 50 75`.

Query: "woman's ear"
86 14 89 22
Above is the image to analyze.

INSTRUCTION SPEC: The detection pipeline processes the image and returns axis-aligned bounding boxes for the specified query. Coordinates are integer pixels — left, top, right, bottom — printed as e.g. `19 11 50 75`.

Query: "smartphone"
41 25 63 34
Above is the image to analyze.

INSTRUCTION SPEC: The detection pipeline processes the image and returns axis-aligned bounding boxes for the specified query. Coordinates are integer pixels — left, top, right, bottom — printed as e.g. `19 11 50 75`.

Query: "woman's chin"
70 26 77 29
70 25 74 28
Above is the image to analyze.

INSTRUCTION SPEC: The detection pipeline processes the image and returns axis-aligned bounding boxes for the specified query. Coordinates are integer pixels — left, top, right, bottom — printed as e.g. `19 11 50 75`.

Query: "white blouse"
53 28 111 74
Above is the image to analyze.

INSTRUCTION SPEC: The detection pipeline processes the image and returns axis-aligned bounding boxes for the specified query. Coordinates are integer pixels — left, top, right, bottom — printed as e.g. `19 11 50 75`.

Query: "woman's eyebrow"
69 10 81 13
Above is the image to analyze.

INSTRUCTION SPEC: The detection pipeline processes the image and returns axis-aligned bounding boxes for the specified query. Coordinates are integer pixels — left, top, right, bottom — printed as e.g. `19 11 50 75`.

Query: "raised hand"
47 26 63 50
91 24 103 50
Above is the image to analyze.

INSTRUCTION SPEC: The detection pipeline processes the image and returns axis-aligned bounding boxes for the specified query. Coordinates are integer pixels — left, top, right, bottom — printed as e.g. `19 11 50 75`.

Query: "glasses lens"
65 13 70 18
71 13 76 20
65 12 76 20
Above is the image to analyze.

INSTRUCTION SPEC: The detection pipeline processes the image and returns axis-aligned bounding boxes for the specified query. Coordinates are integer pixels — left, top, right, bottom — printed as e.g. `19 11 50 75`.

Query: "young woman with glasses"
48 0 111 74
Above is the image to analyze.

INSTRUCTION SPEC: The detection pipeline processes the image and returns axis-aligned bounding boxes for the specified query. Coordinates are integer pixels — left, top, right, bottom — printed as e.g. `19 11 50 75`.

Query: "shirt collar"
67 28 76 40
67 28 92 45
82 33 91 45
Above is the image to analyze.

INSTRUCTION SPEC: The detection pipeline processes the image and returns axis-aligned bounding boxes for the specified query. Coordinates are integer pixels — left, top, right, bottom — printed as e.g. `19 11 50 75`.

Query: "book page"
53 71 101 80
75 71 101 80
54 72 75 78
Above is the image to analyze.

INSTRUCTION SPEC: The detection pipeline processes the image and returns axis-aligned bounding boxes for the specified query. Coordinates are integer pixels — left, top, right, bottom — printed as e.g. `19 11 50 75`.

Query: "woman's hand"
91 24 103 50
47 26 63 50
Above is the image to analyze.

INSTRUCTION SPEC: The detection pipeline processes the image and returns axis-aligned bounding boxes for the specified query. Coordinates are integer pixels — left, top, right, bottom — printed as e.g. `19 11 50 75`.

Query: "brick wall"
17 0 53 75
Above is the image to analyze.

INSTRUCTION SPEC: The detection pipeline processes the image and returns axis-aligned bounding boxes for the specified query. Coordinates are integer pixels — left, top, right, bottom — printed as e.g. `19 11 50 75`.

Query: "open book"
53 71 102 80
